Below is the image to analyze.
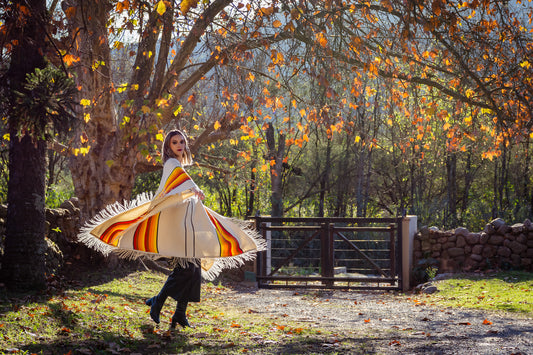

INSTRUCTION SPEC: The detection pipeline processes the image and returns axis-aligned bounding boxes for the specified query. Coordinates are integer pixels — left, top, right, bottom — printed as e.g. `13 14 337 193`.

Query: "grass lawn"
424 270 533 315
0 269 531 354
0 270 351 354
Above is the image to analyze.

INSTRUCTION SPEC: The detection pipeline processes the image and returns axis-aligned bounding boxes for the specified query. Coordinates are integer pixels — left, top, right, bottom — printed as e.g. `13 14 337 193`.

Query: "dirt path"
209 283 533 354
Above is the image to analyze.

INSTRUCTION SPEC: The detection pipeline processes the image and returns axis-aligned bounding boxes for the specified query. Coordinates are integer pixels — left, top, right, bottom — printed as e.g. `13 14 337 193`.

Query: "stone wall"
0 198 84 275
413 218 533 273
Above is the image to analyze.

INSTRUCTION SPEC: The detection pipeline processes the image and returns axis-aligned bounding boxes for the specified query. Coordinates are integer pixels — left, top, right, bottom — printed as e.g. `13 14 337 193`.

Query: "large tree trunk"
1 0 48 290
65 0 136 219
2 136 47 290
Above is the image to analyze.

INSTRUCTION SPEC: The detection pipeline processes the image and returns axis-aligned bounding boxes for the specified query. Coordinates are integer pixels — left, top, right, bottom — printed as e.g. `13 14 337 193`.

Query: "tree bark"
1 0 48 290
446 152 457 227
65 0 136 219
266 123 285 217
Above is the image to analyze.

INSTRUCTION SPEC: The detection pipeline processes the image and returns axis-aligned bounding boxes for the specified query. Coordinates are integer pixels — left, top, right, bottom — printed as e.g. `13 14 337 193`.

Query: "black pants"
159 260 201 302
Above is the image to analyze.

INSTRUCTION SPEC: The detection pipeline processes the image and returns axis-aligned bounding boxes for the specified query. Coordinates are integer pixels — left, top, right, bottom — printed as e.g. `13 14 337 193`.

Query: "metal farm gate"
253 217 404 291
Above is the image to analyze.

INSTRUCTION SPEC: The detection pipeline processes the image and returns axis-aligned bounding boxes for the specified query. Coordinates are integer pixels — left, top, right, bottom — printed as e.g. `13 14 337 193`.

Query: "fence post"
321 222 334 287
401 215 418 291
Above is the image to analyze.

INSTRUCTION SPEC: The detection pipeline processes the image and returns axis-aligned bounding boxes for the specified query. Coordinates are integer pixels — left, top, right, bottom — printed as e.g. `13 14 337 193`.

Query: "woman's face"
169 134 186 158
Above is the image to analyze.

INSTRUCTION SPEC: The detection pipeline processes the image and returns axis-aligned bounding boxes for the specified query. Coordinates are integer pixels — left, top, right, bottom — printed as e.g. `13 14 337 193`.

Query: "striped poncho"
78 158 265 280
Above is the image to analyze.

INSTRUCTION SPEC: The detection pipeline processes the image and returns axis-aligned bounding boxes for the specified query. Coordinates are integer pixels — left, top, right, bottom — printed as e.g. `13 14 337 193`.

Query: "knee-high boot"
171 301 191 329
145 291 168 324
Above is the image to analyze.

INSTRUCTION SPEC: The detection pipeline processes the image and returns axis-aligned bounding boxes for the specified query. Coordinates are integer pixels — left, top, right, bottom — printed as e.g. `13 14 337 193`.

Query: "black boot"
145 294 166 324
171 301 191 329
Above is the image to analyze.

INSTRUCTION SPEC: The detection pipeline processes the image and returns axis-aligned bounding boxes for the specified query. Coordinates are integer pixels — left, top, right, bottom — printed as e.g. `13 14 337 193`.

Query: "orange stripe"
164 173 190 194
133 213 160 253
158 167 192 198
100 217 142 246
134 220 148 251
146 213 160 253
206 211 243 257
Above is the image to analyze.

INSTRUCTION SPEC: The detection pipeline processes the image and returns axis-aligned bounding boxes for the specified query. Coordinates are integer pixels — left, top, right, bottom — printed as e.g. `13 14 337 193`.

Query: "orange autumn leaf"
483 319 493 325
316 32 328 47
63 54 80 66
116 0 130 12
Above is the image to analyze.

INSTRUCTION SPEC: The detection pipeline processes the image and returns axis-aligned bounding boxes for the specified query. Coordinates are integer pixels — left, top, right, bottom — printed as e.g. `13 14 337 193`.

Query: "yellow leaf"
80 99 91 106
273 20 282 28
80 146 90 155
443 122 451 130
83 113 91 123
181 0 199 15
355 135 361 143
193 124 200 130
157 98 168 107
261 164 269 172
156 133 164 141
173 105 183 116
214 121 221 130
3 133 10 141
303 134 309 142
141 105 150 114
248 72 255 82
156 0 166 16
117 84 127 93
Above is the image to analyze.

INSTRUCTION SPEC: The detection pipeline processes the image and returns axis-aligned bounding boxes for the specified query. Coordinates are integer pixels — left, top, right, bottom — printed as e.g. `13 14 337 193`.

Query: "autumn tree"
13 0 528 224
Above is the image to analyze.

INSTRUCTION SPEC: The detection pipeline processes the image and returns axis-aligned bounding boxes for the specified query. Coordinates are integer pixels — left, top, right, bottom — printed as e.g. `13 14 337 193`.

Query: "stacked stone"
45 197 81 246
0 198 81 275
414 218 533 272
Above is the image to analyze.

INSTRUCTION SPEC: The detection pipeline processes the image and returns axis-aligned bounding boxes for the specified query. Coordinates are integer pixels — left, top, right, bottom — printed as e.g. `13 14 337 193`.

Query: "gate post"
401 215 418 291
321 222 334 287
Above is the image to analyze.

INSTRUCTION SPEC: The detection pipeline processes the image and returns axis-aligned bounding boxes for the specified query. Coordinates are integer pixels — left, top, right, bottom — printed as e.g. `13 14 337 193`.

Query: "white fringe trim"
77 192 153 256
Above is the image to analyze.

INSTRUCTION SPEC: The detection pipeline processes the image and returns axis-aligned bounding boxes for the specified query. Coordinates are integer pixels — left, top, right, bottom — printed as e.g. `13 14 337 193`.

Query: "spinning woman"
78 129 264 329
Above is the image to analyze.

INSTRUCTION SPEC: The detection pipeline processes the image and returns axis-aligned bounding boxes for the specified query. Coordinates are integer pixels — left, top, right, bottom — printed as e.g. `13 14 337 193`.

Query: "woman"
145 130 204 329
78 129 264 329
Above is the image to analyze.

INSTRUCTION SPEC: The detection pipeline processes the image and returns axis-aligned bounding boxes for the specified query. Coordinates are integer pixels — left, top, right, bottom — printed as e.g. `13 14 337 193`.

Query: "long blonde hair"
162 130 193 166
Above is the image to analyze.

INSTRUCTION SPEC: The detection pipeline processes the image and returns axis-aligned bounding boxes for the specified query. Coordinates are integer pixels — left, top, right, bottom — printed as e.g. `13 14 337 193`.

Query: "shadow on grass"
16 330 375 355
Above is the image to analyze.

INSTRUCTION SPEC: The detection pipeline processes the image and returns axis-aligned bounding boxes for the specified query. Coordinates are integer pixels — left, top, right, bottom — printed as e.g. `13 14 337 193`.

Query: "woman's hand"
193 188 205 200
